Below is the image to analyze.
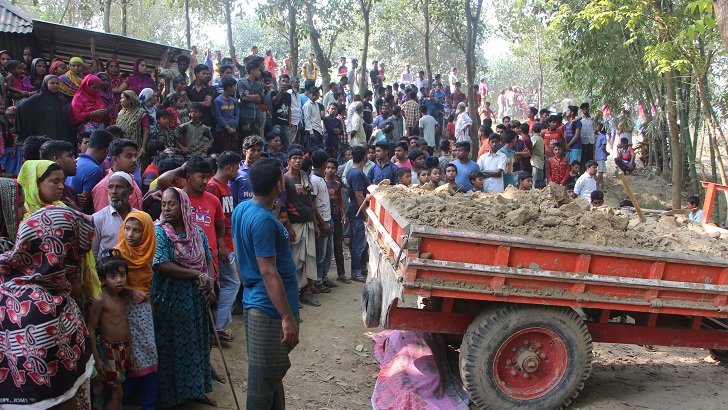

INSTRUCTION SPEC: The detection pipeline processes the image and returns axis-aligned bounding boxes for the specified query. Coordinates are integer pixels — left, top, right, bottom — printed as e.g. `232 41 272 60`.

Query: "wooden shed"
0 0 189 73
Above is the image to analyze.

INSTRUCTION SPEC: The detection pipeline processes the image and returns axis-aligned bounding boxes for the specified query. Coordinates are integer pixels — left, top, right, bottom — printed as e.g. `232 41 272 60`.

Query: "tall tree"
257 0 301 72
103 0 112 33
224 0 236 59
358 0 374 94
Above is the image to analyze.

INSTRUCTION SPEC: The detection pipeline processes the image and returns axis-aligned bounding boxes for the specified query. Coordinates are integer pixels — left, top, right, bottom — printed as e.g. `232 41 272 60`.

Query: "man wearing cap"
91 171 136 258
454 102 473 143
92 139 143 212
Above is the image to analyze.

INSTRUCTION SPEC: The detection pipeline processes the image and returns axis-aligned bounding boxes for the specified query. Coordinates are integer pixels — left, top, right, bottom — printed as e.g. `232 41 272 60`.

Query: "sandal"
351 276 367 283
316 284 332 293
310 286 320 294
300 294 321 307
337 276 352 284
323 278 338 288
216 329 234 342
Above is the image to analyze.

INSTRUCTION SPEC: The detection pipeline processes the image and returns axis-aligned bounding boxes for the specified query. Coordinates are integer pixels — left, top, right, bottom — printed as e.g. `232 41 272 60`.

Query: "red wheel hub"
492 327 567 400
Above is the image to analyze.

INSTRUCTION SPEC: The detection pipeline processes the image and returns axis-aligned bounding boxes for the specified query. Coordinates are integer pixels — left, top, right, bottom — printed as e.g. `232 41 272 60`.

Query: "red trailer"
361 185 728 409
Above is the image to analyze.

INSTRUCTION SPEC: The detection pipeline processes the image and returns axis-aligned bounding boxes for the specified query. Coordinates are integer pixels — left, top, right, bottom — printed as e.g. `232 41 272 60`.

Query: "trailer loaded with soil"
361 183 728 409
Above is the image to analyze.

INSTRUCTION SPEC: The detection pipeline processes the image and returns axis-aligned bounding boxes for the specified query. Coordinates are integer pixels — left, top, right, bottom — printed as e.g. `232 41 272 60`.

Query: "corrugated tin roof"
31 20 189 72
0 0 33 34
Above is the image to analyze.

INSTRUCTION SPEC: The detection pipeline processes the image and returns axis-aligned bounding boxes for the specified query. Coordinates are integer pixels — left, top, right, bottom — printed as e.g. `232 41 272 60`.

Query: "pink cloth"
69 75 105 125
372 330 469 410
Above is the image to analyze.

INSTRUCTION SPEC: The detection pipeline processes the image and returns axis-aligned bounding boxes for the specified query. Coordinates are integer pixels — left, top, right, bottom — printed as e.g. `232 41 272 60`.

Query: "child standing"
417 168 430 187
213 77 239 152
547 142 570 185
150 109 177 149
442 163 466 193
396 166 412 186
468 171 485 193
89 251 133 410
595 123 608 189
498 131 517 188
177 103 212 157
325 159 350 284
429 166 442 188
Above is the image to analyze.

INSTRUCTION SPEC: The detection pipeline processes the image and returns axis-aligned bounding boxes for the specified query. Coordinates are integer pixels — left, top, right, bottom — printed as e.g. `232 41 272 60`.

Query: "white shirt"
401 71 413 85
419 115 438 147
289 90 302 125
414 79 429 98
303 100 323 133
449 74 458 89
477 151 508 193
574 173 597 201
92 205 138 259
310 173 331 221
322 91 336 110
350 113 366 146
454 112 473 143
580 117 595 144
688 209 703 222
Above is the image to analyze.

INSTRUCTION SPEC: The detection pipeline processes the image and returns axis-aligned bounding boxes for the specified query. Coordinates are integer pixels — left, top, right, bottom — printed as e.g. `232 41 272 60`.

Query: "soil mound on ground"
375 183 728 259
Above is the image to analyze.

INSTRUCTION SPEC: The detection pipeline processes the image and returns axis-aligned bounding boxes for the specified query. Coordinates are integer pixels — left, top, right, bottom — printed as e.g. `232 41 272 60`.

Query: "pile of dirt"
375 183 728 259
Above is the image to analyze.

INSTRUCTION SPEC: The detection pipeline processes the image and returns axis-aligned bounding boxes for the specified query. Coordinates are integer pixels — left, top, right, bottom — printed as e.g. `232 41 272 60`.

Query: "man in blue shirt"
231 157 299 409
347 146 371 282
367 141 399 185
450 141 481 191
66 130 113 214
231 135 263 205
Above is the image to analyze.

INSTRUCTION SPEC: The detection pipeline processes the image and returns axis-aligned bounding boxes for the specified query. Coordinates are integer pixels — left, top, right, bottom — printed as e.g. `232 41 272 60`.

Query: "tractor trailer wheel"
460 305 593 410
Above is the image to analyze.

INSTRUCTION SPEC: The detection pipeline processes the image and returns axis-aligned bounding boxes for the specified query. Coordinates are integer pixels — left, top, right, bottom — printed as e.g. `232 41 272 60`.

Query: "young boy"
429 166 442 188
265 130 288 169
590 190 604 208
408 149 425 185
77 131 91 154
213 76 240 152
614 137 635 174
89 252 133 410
469 171 485 193
595 122 608 189
687 195 703 222
396 166 412 186
151 109 177 149
442 163 466 193
547 142 570 185
417 168 430 187
566 160 581 186
177 103 213 157
573 160 599 201
517 171 533 191
498 131 517 188
325 158 350 283
541 115 565 163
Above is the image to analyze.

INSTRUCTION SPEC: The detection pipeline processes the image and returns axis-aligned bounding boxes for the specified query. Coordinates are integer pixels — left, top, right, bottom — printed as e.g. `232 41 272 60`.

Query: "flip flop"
351 276 367 283
300 295 321 307
316 285 332 293
337 276 352 284
323 278 338 288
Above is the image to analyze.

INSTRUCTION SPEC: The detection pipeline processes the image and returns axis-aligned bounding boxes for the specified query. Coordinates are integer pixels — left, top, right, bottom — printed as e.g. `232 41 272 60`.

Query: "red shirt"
188 190 225 277
541 127 564 158
206 177 235 252
547 156 570 185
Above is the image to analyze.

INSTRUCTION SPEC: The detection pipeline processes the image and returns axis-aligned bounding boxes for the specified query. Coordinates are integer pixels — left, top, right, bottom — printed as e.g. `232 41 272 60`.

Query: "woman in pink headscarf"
69 74 108 132
126 58 156 95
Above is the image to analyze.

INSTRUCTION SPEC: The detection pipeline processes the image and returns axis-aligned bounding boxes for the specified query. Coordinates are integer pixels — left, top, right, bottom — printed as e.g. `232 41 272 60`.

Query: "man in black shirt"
186 64 216 128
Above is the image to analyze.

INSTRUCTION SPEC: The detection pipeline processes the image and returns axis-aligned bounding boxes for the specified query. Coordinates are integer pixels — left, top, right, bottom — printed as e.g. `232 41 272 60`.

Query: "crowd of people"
0 43 655 410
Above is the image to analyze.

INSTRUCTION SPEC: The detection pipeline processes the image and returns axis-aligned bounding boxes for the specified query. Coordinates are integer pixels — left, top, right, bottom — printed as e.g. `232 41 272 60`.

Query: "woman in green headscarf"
0 177 26 252
17 159 65 219
17 160 102 306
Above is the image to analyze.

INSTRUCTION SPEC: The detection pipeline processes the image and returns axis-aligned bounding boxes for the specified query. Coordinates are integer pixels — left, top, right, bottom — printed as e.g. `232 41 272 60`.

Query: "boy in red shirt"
547 142 570 185
541 114 564 162
206 151 242 341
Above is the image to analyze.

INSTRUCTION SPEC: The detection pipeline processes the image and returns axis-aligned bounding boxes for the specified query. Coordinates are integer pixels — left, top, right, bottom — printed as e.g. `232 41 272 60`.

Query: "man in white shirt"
349 102 366 147
454 102 473 143
572 160 598 201
477 133 508 193
321 82 338 109
347 59 358 102
289 76 303 145
303 87 324 151
414 70 429 99
418 105 439 154
401 64 413 86
92 172 137 258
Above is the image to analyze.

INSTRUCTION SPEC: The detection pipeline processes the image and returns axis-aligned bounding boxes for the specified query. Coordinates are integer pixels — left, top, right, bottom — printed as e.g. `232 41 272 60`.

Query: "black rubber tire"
710 349 728 363
361 278 382 328
459 304 593 410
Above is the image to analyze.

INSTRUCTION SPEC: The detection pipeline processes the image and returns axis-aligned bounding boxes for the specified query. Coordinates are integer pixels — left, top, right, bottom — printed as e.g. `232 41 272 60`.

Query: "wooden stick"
355 194 371 217
619 173 646 223
207 307 242 410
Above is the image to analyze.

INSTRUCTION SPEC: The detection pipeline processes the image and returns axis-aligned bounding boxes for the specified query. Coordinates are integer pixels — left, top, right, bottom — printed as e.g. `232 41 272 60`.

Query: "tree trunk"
708 125 725 224
358 0 371 94
714 0 728 52
103 0 112 33
465 0 484 158
536 24 543 109
305 1 330 92
121 0 128 36
665 70 682 210
185 0 191 49
675 75 699 195
288 1 299 75
423 0 432 86
225 0 236 60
